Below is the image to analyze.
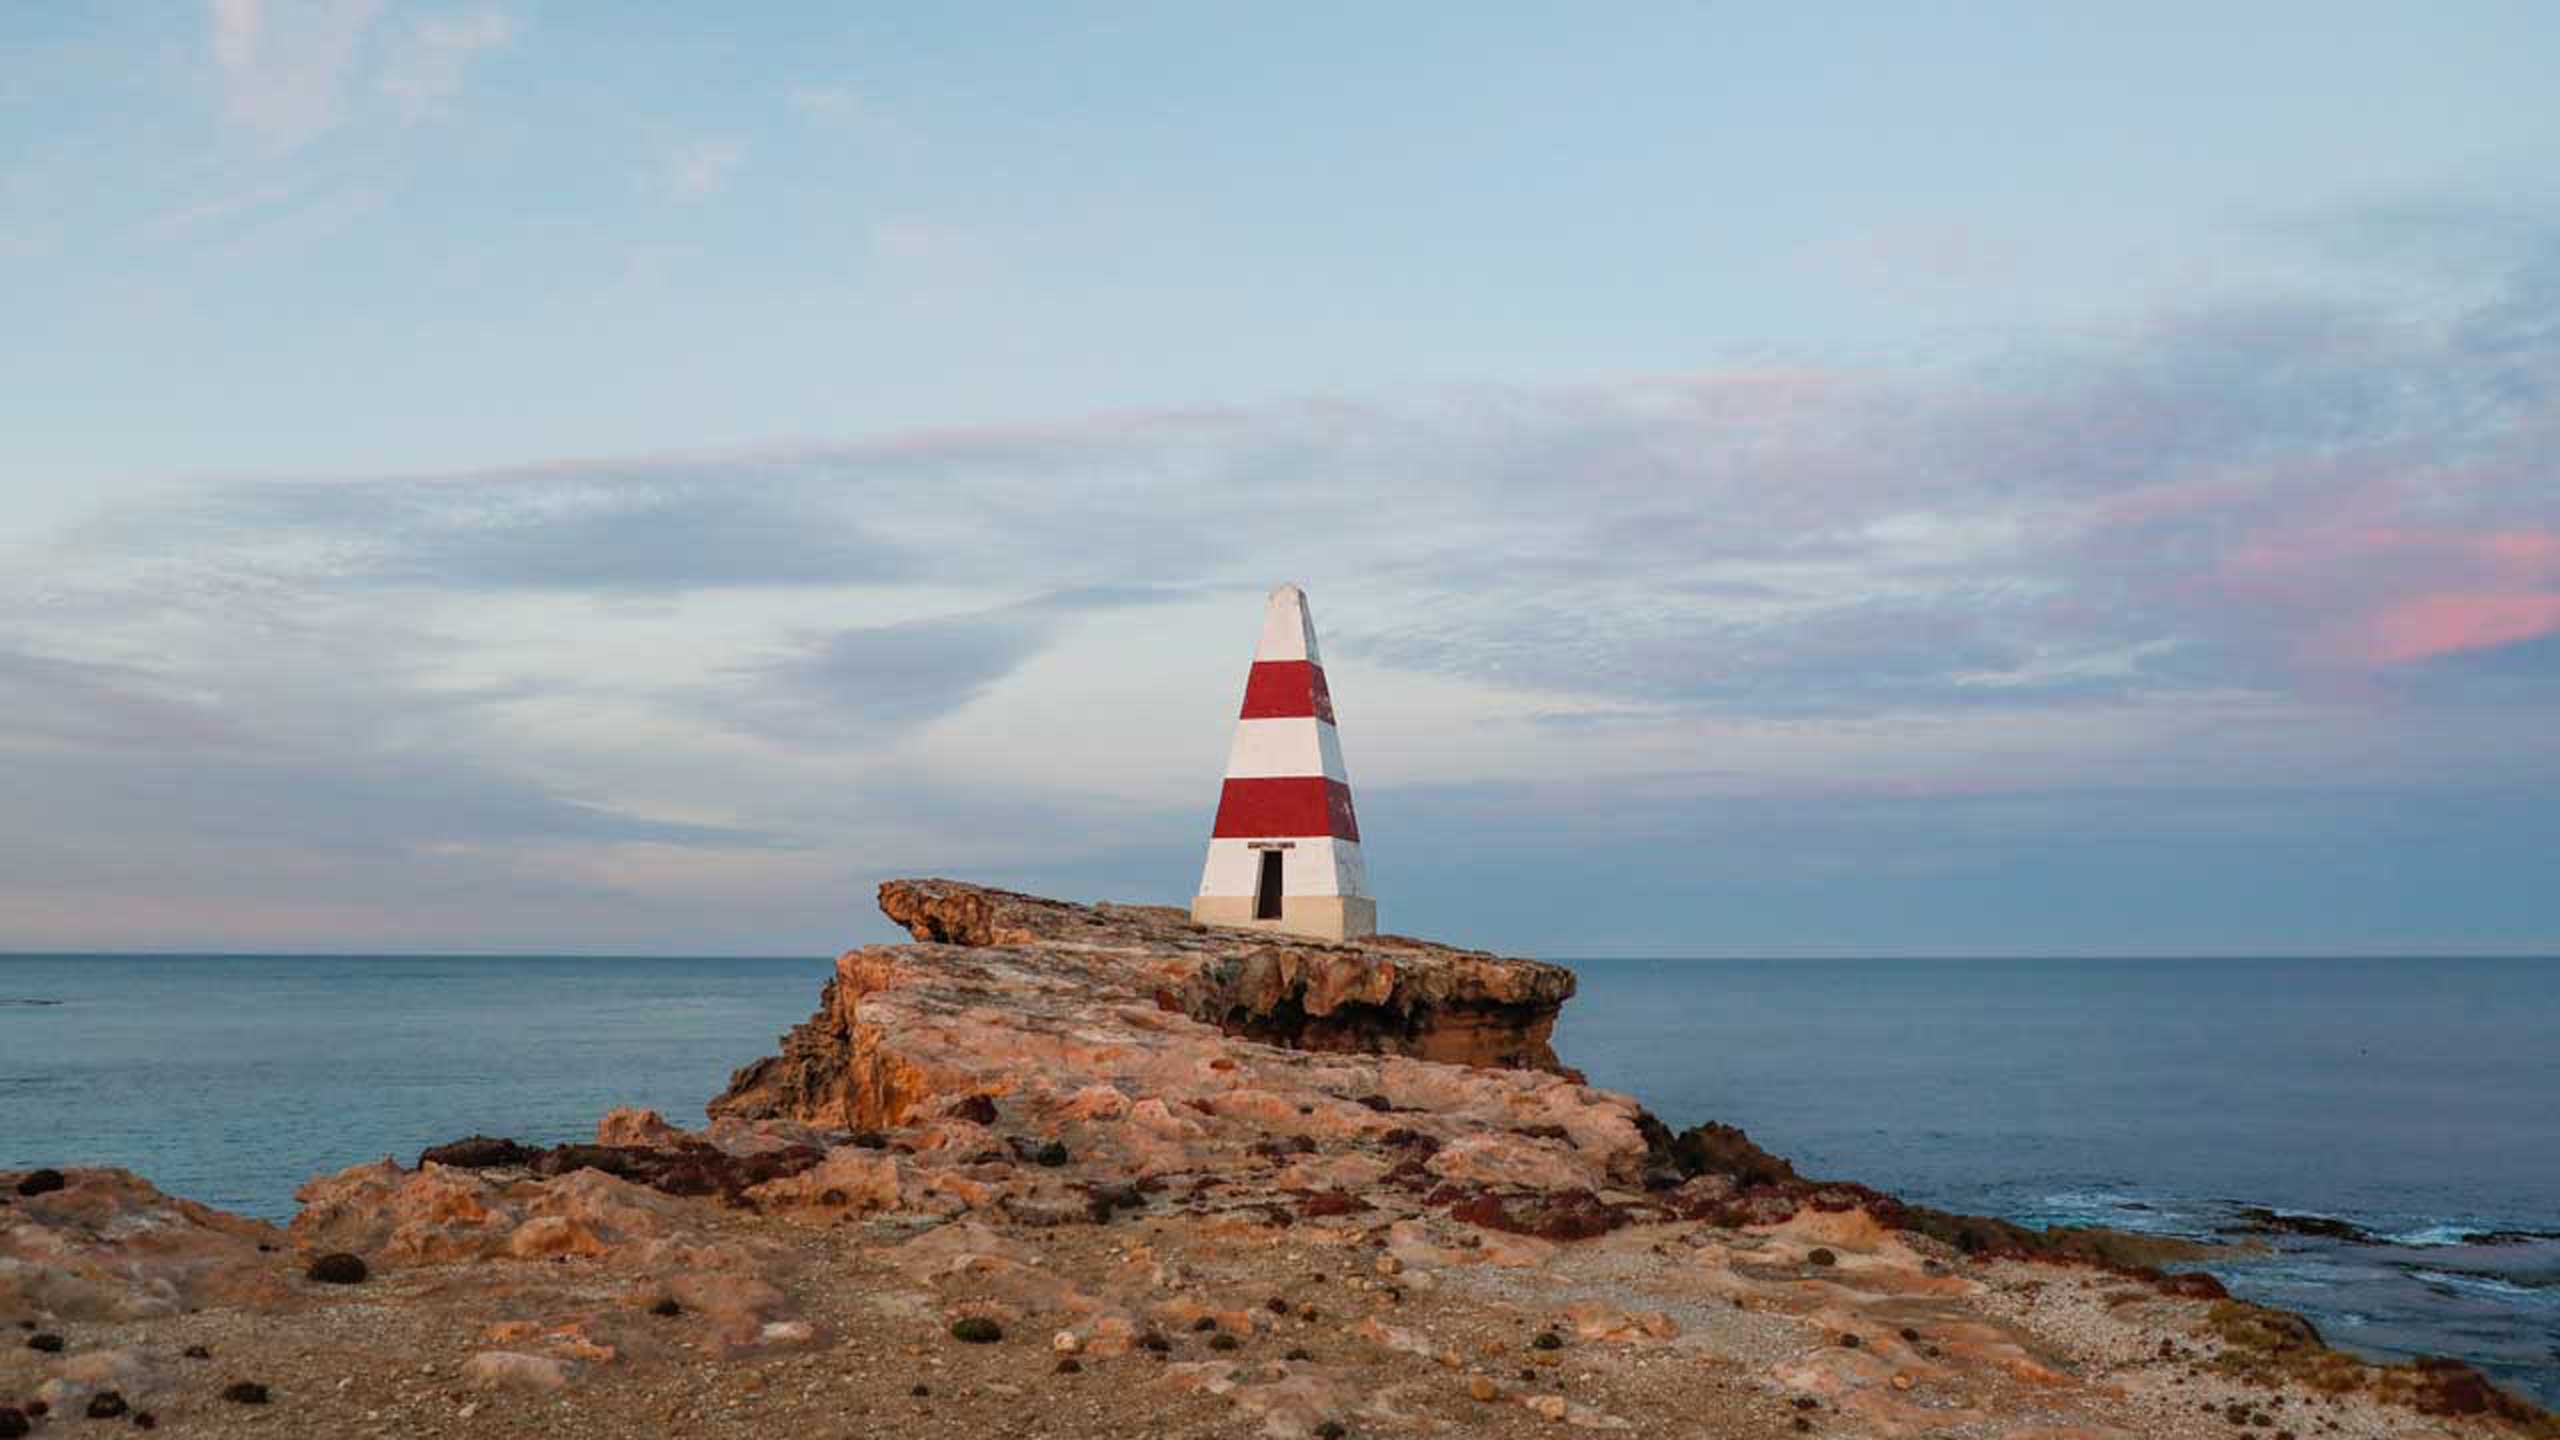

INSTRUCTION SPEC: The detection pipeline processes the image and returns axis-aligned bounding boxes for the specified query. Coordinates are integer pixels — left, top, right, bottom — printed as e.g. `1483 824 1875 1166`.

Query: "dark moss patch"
305 1252 368 1285
219 1381 270 1406
1440 1187 1626 1241
417 1136 537 1169
948 1316 1003 1344
12 1170 64 1198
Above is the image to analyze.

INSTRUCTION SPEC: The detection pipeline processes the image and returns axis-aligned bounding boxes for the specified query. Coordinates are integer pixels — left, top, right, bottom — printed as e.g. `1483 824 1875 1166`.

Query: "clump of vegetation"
304 1251 368 1285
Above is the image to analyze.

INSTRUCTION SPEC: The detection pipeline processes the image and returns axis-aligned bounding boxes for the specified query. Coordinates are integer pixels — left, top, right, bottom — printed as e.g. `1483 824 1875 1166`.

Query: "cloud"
379 8 514 119
785 84 863 121
662 139 745 200
9 198 2558 950
716 587 1190 745
206 0 387 148
89 469 914 593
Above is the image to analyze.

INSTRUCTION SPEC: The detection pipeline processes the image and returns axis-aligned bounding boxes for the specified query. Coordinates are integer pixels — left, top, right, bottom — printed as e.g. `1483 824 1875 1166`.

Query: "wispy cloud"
379 7 514 120
206 0 387 148
662 139 745 200
7 201 2555 950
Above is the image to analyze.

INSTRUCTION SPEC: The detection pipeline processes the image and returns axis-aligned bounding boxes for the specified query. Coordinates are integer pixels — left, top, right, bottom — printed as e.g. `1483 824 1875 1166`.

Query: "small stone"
650 1297 683 1317
949 1316 1002 1344
910 1383 930 1397
1208 1333 1240 1351
1032 1140 1069 1167
131 1413 157 1431
13 1170 65 1198
1806 1247 1837 1267
1527 1394 1568 1421
1051 1331 1082 1355
1191 1316 1219 1332
1285 1347 1313 1362
1313 1422 1348 1440
86 1392 129 1420
1373 1255 1402 1276
1266 1297 1292 1315
305 1252 368 1285
462 1352 567 1391
1891 1373 1914 1391
1838 1332 1861 1348
27 1333 63 1353
1138 1332 1171 1354
1468 1375 1499 1402
1531 1331 1564 1351
1793 1419 1813 1433
221 1380 270 1405
181 1345 212 1360
1901 1327 1920 1342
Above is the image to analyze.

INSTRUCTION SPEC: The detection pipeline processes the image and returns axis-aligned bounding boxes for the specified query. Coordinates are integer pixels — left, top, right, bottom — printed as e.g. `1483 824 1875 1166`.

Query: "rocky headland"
4 880 2551 1438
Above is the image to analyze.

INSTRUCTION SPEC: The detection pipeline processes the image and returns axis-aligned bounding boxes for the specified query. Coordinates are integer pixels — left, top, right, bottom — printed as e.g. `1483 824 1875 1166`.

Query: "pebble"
26 1333 63 1353
1052 1331 1082 1354
85 1392 129 1420
949 1317 1003 1344
1468 1375 1500 1402
1527 1393 1568 1420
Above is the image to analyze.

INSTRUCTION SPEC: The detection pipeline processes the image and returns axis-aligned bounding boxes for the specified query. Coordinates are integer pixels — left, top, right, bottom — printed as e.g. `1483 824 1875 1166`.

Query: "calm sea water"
3 953 2554 1403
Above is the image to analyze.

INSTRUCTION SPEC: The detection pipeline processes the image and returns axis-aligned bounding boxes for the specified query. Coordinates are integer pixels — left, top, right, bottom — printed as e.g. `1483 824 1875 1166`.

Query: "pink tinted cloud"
2324 591 2560 666
2231 525 2560 666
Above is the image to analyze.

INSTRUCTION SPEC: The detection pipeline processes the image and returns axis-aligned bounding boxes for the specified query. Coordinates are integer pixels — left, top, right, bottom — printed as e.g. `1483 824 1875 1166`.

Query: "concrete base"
1190 894 1377 942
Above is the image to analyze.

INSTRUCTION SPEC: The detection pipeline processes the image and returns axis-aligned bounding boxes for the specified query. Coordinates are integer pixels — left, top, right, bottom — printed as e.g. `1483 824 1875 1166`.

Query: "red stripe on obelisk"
1210 777 1361 841
1238 660 1336 724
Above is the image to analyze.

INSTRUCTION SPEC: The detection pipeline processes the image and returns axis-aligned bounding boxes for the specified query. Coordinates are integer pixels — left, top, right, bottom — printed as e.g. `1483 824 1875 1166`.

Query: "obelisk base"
1190 894 1377 943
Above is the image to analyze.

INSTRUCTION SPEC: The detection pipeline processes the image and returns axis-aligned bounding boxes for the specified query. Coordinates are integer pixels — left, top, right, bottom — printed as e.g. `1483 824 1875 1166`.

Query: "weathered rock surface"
5 879 2550 1438
0 1169 287 1321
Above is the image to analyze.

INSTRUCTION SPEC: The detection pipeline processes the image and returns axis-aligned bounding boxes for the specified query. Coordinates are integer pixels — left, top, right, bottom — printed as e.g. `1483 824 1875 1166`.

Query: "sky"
3 3 2557 957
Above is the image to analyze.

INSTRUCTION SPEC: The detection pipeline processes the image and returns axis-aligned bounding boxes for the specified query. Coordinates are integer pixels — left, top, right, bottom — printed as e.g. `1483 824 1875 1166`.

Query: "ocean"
4 952 2554 1404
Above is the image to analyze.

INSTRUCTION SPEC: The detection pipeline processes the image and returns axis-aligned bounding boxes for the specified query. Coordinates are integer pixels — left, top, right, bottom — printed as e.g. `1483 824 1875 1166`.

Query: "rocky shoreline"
4 880 2552 1438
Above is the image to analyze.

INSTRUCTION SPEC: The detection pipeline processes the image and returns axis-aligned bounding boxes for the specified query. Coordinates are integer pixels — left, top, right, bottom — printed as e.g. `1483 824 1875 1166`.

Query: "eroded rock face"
0 1168 289 1321
717 880 1577 1134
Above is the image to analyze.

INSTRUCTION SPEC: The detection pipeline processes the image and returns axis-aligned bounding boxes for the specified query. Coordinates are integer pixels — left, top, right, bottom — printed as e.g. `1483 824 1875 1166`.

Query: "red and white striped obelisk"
1191 585 1376 941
